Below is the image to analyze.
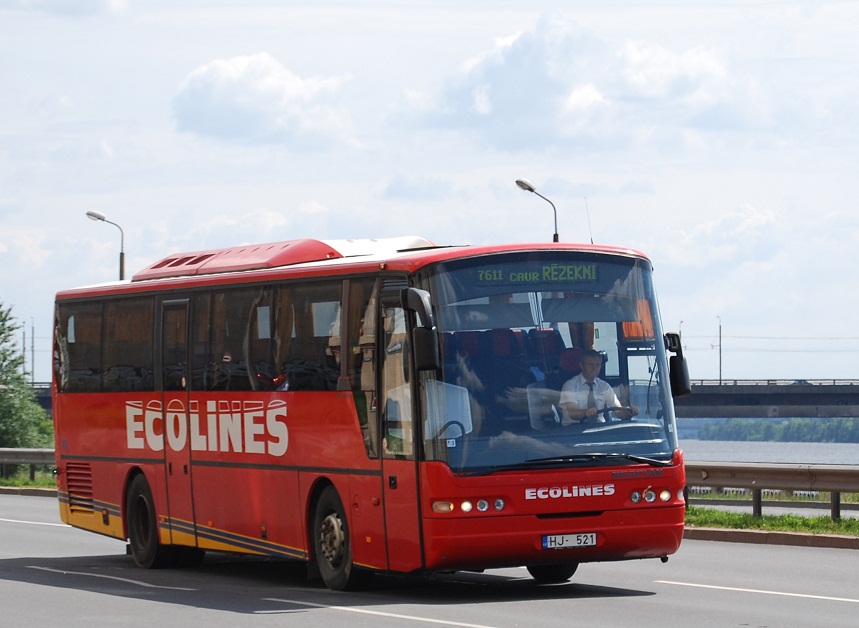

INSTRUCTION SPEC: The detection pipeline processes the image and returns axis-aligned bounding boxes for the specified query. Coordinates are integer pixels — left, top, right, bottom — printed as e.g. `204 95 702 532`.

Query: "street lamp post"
86 210 125 280
717 315 722 384
515 178 559 242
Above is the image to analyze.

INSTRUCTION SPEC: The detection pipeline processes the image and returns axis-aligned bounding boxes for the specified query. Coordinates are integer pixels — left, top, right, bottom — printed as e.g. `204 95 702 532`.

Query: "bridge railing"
685 461 859 520
690 379 859 386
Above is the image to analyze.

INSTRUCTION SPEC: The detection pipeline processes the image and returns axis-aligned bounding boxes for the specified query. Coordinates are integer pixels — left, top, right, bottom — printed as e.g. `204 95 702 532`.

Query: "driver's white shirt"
559 373 620 410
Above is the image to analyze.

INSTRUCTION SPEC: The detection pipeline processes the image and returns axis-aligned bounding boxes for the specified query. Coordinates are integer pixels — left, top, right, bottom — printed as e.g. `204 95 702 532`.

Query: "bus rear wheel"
312 486 363 591
526 563 579 584
126 474 177 569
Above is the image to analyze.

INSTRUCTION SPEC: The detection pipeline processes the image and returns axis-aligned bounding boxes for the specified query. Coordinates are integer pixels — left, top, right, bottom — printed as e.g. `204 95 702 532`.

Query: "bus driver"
559 349 639 425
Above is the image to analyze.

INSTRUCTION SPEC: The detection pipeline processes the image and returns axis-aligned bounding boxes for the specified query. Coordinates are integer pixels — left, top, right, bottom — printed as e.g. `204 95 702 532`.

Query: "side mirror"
664 332 691 397
401 287 435 329
401 287 440 371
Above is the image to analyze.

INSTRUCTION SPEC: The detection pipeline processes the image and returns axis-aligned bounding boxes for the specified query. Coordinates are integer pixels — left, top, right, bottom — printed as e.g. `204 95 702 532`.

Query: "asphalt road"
2 494 858 627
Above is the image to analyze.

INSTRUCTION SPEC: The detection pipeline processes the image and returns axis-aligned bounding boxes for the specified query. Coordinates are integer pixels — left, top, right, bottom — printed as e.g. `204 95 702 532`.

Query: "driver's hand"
585 407 598 418
630 404 640 416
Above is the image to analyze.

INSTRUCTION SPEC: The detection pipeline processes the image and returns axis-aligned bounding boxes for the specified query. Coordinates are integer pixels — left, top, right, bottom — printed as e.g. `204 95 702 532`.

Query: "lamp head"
86 210 106 222
515 179 536 193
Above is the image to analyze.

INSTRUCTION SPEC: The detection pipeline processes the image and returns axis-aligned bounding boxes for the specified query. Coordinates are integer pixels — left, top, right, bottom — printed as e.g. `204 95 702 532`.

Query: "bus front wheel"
312 486 362 590
526 563 579 584
126 474 176 569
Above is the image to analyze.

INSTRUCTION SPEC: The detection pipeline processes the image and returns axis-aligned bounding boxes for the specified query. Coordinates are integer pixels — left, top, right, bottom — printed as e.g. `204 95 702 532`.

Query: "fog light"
476 500 489 512
461 500 473 513
494 499 505 511
432 501 454 513
678 489 686 502
644 490 656 503
659 490 672 502
630 491 642 504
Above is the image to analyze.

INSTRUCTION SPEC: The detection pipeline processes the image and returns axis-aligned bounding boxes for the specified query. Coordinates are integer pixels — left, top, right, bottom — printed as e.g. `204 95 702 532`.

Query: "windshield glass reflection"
416 252 678 473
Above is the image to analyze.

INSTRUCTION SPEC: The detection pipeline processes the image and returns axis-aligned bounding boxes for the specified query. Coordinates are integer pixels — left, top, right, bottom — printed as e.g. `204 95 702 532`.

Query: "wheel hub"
319 512 345 566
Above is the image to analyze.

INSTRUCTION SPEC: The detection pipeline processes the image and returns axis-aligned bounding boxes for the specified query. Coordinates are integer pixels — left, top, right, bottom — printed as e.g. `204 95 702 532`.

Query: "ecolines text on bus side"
125 399 288 456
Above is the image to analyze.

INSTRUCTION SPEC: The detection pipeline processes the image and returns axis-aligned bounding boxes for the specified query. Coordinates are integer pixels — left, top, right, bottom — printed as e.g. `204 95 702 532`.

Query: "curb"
0 487 57 497
684 526 859 550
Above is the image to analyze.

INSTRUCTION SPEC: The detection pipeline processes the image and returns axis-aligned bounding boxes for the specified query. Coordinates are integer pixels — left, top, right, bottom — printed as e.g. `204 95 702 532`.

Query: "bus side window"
58 302 103 393
192 289 256 391
277 283 340 391
382 306 414 459
346 279 379 458
103 298 154 392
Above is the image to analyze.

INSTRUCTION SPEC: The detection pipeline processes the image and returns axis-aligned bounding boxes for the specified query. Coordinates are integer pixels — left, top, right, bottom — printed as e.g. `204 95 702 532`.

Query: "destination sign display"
474 263 598 285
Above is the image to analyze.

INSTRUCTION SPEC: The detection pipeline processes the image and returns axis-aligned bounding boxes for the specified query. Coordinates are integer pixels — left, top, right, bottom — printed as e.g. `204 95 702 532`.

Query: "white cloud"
669 204 779 267
564 84 607 112
0 228 51 268
418 15 763 150
173 52 354 148
618 42 727 102
0 0 125 15
298 201 330 215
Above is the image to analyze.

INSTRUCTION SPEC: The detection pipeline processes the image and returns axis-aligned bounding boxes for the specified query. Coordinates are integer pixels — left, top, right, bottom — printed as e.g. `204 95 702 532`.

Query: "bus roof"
56 237 651 300
131 236 436 281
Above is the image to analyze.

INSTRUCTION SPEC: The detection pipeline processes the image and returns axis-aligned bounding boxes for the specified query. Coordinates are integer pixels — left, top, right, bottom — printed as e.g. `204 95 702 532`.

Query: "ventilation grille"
65 462 94 513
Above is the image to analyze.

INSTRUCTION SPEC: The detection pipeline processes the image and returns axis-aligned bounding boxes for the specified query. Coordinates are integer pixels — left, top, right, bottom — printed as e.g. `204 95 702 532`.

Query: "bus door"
380 304 424 571
159 299 197 545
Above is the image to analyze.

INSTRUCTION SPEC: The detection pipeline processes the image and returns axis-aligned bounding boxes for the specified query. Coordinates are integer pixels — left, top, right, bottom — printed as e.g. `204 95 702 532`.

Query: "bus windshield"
415 251 678 473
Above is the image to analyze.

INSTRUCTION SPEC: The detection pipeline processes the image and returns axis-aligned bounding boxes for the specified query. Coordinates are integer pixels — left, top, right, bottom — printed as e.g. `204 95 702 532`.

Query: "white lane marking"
263 598 498 627
0 517 66 527
657 580 859 604
27 566 197 591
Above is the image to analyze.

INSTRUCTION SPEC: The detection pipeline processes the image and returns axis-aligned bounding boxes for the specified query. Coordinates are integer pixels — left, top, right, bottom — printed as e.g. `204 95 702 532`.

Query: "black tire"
125 474 178 569
312 485 364 590
526 563 579 584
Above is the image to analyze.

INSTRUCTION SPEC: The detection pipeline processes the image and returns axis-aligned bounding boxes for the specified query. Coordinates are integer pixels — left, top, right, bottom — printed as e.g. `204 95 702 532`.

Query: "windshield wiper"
526 453 673 467
462 452 672 476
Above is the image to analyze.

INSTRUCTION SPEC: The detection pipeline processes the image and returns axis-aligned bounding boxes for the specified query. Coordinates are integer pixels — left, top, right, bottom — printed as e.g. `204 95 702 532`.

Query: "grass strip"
0 471 56 489
686 505 859 537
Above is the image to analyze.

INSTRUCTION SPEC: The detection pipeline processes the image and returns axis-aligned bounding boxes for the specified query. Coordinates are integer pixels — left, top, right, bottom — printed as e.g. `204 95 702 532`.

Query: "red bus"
53 236 690 590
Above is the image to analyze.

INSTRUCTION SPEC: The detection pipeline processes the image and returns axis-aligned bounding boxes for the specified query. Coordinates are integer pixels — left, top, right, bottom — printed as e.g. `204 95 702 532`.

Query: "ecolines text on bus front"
125 399 288 456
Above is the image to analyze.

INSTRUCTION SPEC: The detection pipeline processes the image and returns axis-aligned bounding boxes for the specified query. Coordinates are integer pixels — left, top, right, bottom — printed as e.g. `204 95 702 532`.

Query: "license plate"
542 532 597 550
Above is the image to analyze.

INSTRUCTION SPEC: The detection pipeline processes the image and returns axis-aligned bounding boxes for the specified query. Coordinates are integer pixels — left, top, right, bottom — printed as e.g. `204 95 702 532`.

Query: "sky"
2 0 858 383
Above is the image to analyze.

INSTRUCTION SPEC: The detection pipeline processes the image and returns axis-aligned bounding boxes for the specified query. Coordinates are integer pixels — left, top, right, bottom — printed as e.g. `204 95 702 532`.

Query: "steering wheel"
596 406 636 421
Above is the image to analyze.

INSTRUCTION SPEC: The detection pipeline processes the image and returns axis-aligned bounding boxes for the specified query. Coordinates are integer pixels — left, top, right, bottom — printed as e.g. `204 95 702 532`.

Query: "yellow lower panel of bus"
58 491 125 540
58 490 306 561
164 516 307 561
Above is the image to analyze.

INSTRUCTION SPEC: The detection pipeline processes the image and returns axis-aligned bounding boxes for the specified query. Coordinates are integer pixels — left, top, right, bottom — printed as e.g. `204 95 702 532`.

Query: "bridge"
30 383 51 418
29 380 859 420
674 379 859 418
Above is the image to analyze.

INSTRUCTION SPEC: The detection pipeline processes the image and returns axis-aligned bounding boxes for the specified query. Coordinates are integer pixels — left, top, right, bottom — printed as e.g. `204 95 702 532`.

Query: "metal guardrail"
685 461 859 520
0 448 55 480
3 450 858 519
690 379 859 387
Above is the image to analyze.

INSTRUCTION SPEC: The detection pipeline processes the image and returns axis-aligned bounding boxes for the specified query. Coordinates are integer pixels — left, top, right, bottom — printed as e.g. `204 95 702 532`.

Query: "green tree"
0 302 52 448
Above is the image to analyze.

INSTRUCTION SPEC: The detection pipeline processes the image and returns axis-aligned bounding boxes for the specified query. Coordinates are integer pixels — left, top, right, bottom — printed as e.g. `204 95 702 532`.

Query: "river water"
680 439 859 465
